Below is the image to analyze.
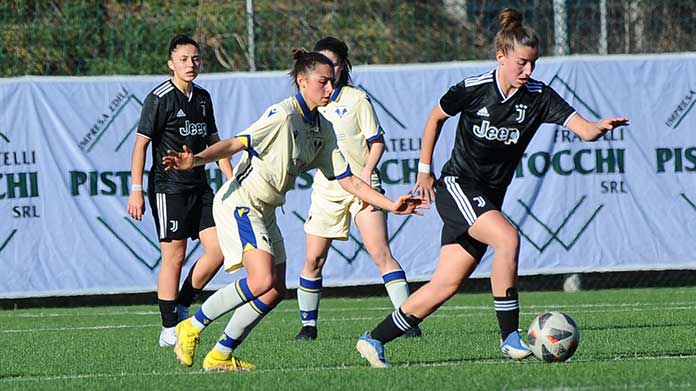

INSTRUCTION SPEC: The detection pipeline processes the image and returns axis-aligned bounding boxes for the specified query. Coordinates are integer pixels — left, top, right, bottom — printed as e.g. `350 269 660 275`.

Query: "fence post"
246 0 256 71
599 0 608 54
553 0 569 56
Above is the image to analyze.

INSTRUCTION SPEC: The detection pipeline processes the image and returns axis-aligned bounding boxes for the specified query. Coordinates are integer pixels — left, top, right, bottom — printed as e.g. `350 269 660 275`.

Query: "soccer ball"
527 311 580 362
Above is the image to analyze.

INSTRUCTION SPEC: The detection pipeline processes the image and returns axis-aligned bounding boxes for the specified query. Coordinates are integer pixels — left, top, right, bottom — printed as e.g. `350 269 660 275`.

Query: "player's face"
168 44 201 84
319 49 342 85
497 45 539 89
298 63 334 110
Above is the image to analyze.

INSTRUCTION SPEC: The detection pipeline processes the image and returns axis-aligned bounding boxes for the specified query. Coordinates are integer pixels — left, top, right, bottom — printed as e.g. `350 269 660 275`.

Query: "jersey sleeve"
312 125 351 180
234 104 285 157
439 80 472 117
355 94 385 142
136 93 165 139
542 86 577 126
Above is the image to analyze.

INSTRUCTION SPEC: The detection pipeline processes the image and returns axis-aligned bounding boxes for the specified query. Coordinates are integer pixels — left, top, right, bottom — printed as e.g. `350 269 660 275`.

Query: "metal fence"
1 0 694 77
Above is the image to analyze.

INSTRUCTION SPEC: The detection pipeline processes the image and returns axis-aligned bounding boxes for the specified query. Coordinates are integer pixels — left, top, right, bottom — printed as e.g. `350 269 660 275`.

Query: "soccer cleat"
174 318 201 367
159 326 177 347
403 325 422 338
356 332 391 368
176 304 190 322
294 325 318 341
203 349 256 372
500 330 533 360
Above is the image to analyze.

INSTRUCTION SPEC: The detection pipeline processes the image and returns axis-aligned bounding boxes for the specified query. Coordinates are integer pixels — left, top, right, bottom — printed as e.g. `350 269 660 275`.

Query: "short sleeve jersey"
313 85 385 197
439 69 576 191
137 80 218 193
233 93 351 206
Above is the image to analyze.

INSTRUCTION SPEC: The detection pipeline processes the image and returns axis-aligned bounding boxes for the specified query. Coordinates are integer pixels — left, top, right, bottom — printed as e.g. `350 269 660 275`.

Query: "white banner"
1 53 695 298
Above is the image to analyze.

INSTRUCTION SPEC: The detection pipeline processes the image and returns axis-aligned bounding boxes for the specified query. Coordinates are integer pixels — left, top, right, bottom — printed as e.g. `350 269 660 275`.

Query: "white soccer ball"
527 311 580 362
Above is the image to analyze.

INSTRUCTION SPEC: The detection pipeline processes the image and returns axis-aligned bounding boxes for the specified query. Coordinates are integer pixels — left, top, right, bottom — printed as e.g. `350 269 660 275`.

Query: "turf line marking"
3 305 696 334
4 301 696 319
1 354 695 384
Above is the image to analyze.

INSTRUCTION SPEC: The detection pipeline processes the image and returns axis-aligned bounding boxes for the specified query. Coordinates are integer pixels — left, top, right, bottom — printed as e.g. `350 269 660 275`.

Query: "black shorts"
435 176 505 261
148 187 215 242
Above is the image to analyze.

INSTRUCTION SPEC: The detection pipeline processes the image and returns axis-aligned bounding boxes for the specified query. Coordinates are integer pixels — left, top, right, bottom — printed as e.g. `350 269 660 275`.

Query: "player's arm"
206 133 234 179
566 113 629 141
361 135 385 184
413 104 448 203
338 174 427 216
163 137 246 171
128 135 150 221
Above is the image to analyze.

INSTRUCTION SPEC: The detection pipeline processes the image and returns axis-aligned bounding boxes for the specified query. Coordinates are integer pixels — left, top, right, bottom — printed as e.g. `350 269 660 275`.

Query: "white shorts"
213 180 286 273
304 190 386 241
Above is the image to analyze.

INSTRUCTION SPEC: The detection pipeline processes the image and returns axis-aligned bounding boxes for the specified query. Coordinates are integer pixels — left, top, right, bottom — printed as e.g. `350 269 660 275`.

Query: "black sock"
158 299 178 328
370 307 422 344
494 288 520 340
177 263 203 307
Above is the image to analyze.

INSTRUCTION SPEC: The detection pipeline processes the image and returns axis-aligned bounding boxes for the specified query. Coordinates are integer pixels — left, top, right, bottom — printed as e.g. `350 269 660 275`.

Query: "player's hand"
127 191 145 221
163 145 194 171
598 117 629 131
410 172 436 204
391 194 429 216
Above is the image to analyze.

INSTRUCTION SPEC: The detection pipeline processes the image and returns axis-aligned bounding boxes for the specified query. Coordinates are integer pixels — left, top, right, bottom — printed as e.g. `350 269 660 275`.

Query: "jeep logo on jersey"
472 120 520 145
179 120 208 137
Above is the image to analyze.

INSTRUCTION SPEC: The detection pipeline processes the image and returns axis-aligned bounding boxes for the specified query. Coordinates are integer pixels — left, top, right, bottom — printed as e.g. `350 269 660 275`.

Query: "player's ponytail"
314 36 352 87
289 49 334 90
495 8 539 55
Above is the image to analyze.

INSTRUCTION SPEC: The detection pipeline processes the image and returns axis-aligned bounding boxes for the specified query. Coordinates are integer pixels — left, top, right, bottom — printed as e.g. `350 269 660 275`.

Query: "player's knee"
304 254 326 273
247 274 274 296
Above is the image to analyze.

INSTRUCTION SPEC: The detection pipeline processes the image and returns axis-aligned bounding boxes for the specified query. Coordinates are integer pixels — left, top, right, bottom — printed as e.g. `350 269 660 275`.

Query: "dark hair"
289 48 334 89
168 34 200 58
313 36 352 87
495 8 539 55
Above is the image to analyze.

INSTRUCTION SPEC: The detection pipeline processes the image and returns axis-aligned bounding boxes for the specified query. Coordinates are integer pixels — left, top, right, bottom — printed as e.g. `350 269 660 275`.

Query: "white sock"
214 298 271 354
297 275 321 327
196 278 257 328
382 269 410 308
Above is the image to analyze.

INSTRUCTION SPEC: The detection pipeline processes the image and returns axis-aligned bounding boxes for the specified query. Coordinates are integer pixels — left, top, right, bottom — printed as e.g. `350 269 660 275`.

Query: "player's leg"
294 233 332 341
176 226 223 320
158 239 187 347
357 244 476 367
203 262 286 371
468 210 530 359
296 192 349 340
174 248 274 367
354 203 420 336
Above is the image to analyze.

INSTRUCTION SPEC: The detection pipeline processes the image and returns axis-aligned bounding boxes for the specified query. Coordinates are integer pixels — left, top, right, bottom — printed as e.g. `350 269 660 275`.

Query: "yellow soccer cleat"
203 349 256 372
174 318 201 367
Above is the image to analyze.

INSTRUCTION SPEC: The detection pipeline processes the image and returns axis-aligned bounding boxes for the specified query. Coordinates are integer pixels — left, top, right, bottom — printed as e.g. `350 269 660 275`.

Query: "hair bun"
291 48 308 60
499 8 523 31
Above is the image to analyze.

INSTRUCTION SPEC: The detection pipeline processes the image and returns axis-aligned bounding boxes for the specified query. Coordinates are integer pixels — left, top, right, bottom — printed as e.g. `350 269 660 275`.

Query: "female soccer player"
163 49 425 371
128 34 233 348
356 8 628 367
293 37 420 341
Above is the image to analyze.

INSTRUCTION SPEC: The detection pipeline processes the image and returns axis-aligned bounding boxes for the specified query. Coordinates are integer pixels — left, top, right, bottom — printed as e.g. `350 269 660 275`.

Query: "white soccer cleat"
500 330 533 360
159 326 177 347
356 332 391 368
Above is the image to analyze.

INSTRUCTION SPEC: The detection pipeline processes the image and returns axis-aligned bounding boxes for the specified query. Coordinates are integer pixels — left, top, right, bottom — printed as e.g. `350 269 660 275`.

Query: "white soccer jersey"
314 85 384 199
232 93 351 207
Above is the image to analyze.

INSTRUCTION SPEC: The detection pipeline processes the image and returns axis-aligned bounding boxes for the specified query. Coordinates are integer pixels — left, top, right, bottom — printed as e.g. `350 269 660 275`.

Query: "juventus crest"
515 104 527 123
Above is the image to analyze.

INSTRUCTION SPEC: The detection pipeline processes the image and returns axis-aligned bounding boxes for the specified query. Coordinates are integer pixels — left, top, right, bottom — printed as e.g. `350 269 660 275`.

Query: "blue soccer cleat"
356 332 391 368
500 330 533 360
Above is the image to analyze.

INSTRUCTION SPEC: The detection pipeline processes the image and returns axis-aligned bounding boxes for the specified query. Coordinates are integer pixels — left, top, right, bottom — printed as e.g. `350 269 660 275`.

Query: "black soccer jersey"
439 69 576 191
137 80 218 193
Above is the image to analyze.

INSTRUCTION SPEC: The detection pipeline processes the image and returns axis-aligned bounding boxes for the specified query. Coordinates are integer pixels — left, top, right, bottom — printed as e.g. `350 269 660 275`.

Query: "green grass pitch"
1 287 695 390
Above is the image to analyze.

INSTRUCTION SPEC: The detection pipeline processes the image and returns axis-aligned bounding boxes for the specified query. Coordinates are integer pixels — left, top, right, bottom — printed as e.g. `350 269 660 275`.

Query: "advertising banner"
1 54 694 298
